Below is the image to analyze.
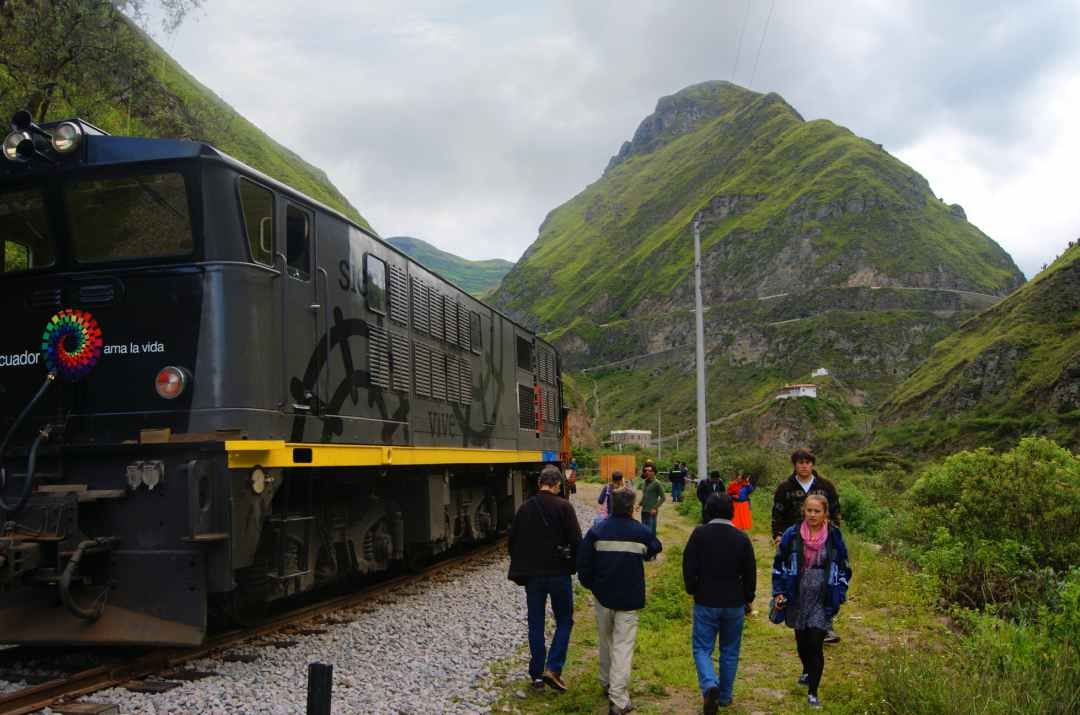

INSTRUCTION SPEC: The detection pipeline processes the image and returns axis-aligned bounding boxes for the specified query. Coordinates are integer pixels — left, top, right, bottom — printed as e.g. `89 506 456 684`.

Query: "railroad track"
0 538 507 715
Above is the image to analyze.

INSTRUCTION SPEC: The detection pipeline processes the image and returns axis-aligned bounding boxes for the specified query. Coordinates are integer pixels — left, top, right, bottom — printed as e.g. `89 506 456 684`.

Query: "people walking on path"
669 461 688 502
566 458 578 496
771 448 843 643
727 472 755 531
507 465 583 692
697 470 726 523
771 494 852 709
595 470 625 524
637 460 666 536
578 486 662 715
683 493 757 713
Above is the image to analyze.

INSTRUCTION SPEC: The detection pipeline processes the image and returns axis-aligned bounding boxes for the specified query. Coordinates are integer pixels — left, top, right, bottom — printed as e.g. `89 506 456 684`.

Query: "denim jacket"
771 524 852 617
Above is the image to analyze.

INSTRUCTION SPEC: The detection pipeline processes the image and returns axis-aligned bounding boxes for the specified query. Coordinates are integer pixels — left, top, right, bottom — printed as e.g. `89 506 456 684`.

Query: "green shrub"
872 606 1080 715
837 481 889 540
896 436 1080 613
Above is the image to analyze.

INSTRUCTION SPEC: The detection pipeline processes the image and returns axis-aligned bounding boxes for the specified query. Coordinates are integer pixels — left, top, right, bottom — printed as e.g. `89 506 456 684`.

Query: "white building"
609 429 652 448
811 367 830 378
776 384 818 400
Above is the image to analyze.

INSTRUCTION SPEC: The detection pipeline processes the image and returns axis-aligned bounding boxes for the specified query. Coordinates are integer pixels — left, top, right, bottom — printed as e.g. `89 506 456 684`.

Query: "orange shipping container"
599 454 637 482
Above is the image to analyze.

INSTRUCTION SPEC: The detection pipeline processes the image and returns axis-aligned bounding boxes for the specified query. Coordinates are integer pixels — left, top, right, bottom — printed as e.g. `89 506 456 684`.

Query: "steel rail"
0 538 506 715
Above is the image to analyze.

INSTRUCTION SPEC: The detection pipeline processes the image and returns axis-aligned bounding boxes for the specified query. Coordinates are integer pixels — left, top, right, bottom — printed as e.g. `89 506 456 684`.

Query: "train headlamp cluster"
2 131 31 162
3 111 83 163
48 121 83 154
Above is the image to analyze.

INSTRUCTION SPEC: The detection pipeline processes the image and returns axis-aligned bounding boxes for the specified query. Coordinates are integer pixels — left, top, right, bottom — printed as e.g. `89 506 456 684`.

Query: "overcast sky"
158 0 1080 278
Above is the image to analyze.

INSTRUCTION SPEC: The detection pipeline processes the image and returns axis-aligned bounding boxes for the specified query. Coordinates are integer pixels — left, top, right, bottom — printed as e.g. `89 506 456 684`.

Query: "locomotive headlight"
2 131 30 162
49 121 82 154
155 366 190 399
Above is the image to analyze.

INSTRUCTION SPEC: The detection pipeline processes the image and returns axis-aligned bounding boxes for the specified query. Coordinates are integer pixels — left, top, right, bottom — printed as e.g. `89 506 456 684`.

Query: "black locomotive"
0 111 565 645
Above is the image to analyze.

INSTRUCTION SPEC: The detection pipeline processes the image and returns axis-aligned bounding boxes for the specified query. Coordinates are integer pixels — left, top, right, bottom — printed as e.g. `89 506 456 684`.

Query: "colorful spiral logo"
41 309 104 381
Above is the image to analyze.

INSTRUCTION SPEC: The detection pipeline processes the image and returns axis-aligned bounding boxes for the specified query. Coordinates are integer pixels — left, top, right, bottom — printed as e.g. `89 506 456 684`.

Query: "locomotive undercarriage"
0 442 530 645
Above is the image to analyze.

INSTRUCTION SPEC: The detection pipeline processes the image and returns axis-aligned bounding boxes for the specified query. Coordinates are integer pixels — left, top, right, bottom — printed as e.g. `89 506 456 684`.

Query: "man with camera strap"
508 465 583 692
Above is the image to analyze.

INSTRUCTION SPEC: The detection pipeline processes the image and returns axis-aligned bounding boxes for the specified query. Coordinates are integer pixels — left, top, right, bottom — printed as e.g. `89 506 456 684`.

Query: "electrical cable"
749 0 776 90
731 0 752 83
0 373 56 514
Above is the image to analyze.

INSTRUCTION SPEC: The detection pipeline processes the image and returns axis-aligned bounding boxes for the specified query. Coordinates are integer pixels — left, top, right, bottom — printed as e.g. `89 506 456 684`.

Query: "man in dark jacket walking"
578 487 662 715
697 470 726 522
508 465 583 691
683 494 756 713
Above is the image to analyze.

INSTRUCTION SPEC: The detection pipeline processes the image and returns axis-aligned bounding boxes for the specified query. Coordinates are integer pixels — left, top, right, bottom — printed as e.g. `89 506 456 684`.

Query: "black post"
307 662 333 715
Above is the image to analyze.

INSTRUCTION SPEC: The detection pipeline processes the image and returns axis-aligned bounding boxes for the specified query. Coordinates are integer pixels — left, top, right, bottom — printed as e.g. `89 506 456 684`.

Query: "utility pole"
693 217 708 480
657 410 662 462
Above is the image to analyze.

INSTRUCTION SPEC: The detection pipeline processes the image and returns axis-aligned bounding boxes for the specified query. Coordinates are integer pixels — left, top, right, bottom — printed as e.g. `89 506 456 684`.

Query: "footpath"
496 482 952 714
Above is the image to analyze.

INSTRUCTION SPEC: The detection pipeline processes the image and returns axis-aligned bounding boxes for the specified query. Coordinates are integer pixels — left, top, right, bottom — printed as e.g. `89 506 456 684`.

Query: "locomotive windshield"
66 171 192 263
0 188 54 273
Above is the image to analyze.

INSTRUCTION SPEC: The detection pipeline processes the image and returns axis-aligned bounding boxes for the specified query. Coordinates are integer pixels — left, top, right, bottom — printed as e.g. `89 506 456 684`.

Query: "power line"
749 0 776 90
730 0 751 83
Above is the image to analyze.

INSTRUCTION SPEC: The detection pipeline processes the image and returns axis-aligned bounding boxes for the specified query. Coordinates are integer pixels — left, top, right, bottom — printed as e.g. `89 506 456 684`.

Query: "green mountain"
492 81 1026 445
876 241 1080 451
0 4 369 230
494 81 1021 332
386 236 513 298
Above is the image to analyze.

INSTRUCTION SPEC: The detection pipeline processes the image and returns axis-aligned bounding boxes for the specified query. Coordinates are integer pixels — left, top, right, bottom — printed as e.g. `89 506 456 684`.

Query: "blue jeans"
671 482 684 502
525 575 574 679
692 604 745 702
641 511 658 534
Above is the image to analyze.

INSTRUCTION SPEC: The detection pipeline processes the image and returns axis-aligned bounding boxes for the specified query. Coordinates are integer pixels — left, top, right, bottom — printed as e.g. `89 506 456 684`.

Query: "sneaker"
703 686 721 715
531 678 545 690
608 702 634 715
808 694 822 708
798 673 809 686
542 669 567 692
824 629 840 644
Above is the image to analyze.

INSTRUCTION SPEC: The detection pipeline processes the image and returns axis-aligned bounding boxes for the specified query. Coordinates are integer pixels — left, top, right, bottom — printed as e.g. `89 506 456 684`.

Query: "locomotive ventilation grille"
388 265 409 325
368 325 391 389
27 283 118 310
518 384 535 429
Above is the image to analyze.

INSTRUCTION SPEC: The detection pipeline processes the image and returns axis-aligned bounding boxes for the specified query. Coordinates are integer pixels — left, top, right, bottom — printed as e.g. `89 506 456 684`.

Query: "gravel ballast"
18 495 598 714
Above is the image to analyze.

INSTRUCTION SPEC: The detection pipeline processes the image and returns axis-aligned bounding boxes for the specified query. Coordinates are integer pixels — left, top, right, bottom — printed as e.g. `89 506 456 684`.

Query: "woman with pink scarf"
770 494 852 709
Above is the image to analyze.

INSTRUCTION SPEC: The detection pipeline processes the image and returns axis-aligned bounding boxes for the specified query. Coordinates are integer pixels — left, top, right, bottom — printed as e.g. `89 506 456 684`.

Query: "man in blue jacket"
578 487 662 715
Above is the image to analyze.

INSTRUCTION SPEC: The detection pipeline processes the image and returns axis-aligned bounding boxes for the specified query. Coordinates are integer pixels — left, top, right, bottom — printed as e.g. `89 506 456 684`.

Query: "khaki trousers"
593 597 639 710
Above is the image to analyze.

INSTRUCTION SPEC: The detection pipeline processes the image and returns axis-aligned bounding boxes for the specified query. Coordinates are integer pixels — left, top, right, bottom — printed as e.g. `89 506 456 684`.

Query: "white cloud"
896 65 1080 277
159 0 1080 272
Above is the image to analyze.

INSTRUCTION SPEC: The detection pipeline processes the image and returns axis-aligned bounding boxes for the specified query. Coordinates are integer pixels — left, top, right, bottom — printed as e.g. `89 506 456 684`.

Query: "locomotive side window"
365 254 387 315
67 172 191 263
0 189 53 273
238 178 274 266
285 204 311 280
516 336 533 371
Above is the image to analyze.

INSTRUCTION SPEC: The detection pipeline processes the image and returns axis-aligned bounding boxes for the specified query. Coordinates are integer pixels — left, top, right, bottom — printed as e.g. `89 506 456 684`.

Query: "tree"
0 0 201 122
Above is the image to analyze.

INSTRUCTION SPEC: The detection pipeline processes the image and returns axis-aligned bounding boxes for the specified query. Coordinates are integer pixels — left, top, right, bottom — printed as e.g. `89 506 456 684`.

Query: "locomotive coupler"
58 536 119 622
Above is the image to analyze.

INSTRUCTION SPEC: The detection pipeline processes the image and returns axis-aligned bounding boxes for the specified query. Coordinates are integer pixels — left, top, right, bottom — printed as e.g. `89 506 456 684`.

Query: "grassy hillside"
493 81 1022 333
386 236 512 297
0 7 370 230
877 241 1080 451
